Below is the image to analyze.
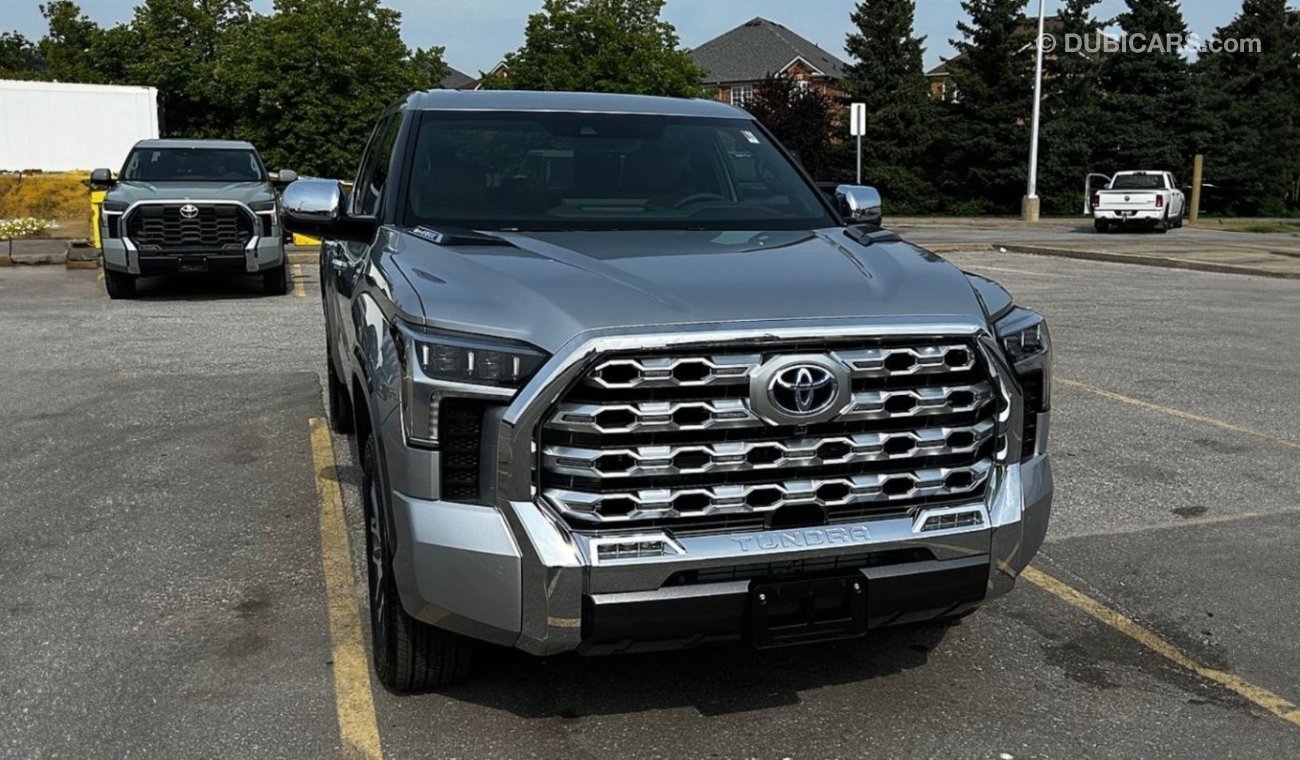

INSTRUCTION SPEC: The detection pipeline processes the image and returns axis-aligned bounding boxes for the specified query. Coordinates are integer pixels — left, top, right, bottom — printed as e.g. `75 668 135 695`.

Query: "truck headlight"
249 200 278 235
995 309 1052 459
397 324 547 446
1000 320 1049 362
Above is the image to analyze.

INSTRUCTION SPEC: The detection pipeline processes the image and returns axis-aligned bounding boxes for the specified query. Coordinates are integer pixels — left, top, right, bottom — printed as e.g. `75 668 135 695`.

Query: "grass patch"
1201 220 1300 234
0 173 91 222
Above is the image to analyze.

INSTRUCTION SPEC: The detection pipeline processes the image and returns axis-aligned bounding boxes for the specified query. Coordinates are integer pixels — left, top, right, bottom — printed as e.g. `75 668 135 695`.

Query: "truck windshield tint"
403 112 836 231
1111 175 1163 190
121 148 265 182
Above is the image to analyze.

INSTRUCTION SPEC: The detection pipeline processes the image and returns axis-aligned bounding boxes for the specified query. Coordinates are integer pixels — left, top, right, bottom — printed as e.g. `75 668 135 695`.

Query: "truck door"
1084 173 1112 214
326 112 401 373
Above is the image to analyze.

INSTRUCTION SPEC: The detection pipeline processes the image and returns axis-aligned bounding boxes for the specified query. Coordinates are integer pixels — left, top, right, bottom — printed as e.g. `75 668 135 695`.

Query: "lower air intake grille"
440 399 487 501
1020 371 1044 460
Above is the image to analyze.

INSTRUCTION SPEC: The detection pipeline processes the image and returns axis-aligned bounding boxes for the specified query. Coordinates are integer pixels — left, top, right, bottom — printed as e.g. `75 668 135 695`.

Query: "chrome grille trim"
548 381 992 434
545 460 994 524
834 344 975 377
586 354 760 389
543 419 995 479
582 345 975 389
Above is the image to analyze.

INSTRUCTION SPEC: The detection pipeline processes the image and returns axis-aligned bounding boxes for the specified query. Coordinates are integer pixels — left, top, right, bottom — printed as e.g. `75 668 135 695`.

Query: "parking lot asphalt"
1 252 1298 759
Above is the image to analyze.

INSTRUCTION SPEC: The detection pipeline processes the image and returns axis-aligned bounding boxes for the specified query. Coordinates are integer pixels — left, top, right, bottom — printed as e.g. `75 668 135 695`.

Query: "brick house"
690 18 848 108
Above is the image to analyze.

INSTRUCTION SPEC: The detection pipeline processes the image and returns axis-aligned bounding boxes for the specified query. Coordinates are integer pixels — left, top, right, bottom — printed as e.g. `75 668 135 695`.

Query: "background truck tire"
1094 219 1109 234
362 435 473 691
104 270 137 299
1155 212 1170 234
262 264 288 296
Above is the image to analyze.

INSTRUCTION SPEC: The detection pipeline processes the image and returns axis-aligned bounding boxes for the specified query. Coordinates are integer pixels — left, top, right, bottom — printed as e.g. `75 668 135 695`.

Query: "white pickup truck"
1091 171 1186 233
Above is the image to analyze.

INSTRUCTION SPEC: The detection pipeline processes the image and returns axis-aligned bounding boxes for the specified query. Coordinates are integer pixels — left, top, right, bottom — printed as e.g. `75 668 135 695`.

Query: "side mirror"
835 184 883 226
281 178 377 243
89 168 115 188
271 169 298 185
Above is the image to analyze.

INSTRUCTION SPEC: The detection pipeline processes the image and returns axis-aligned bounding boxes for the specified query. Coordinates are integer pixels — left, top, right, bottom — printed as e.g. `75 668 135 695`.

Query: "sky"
5 0 1244 75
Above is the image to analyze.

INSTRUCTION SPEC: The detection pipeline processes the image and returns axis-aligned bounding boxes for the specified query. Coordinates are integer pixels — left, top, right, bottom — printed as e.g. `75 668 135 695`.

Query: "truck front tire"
362 435 473 691
262 264 288 296
104 270 137 299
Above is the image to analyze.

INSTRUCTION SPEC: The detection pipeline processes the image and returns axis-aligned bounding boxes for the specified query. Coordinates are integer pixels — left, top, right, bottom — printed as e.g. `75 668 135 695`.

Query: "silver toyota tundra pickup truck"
284 90 1054 690
91 139 295 298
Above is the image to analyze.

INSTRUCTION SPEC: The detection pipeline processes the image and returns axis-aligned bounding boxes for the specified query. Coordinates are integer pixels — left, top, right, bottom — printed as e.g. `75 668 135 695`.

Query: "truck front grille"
539 340 1001 533
125 204 256 251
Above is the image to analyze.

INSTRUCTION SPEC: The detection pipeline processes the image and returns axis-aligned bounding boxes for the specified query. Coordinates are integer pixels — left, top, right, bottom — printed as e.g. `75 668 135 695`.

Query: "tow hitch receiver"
751 576 868 648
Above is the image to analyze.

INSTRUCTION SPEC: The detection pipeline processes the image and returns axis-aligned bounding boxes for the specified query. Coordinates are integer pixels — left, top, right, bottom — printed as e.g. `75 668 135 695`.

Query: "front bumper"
101 234 285 275
389 449 1051 655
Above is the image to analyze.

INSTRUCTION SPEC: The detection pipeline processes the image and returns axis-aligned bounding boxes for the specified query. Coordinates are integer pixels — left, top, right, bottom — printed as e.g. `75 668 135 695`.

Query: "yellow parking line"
1024 566 1300 728
292 264 306 297
308 418 383 759
1059 378 1300 452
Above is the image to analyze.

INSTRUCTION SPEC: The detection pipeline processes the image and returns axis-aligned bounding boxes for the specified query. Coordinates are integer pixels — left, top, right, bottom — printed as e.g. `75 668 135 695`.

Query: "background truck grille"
125 204 256 251
539 340 1001 534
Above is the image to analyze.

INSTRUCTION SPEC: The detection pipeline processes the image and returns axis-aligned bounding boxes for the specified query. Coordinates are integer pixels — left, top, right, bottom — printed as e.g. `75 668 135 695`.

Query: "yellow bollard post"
90 188 106 249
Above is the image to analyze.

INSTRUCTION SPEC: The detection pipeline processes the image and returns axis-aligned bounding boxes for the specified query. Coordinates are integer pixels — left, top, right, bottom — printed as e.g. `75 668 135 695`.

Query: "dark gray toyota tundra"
283 90 1053 690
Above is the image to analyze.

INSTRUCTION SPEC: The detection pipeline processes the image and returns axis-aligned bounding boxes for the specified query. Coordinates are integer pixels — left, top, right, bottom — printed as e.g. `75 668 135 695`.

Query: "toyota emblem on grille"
771 364 837 416
751 354 850 426
179 203 199 219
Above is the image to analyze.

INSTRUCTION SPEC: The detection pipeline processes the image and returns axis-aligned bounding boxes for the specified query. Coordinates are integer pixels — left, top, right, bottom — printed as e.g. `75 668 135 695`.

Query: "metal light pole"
1023 0 1047 222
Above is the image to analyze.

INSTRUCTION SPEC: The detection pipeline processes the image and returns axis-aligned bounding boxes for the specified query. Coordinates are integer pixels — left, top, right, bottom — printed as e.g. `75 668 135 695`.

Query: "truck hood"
390 229 990 354
105 181 274 206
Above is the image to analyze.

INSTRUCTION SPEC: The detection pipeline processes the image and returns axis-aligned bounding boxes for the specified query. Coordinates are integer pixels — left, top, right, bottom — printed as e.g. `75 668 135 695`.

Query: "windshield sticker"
740 130 760 144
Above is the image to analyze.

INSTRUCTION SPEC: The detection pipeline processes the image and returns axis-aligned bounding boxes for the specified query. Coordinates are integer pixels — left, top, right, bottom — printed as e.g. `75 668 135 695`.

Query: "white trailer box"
0 80 160 172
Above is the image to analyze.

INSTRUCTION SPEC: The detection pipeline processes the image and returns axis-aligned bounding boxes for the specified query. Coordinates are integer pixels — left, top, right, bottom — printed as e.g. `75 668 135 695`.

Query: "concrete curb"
994 244 1300 280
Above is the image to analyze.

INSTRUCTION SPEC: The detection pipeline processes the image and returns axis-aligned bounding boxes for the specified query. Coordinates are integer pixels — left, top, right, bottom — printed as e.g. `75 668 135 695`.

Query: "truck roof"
132 138 257 151
405 89 748 120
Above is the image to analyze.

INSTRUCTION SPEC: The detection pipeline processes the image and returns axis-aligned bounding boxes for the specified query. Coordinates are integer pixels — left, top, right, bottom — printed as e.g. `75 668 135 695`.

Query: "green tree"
1197 0 1300 215
214 0 445 177
934 0 1034 213
840 0 937 212
489 0 703 96
1039 0 1105 213
1096 0 1198 174
744 75 836 180
37 1 125 83
0 32 46 79
121 0 252 137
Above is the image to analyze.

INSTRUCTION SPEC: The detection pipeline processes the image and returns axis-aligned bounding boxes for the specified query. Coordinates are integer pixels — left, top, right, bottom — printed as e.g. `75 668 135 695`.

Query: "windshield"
121 148 266 182
1110 174 1165 190
403 112 835 231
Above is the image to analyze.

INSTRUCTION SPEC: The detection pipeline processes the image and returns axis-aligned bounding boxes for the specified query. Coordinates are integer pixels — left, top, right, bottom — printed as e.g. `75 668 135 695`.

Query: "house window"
730 84 752 106
795 79 811 92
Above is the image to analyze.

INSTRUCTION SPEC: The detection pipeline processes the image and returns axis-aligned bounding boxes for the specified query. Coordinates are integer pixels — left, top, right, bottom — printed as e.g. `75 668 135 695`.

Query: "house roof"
438 66 475 90
690 17 848 85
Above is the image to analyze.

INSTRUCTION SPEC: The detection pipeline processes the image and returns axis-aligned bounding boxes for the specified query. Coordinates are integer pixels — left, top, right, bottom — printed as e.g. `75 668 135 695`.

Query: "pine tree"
1096 0 1197 175
1039 0 1105 213
935 0 1035 214
1197 0 1300 214
840 0 937 212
